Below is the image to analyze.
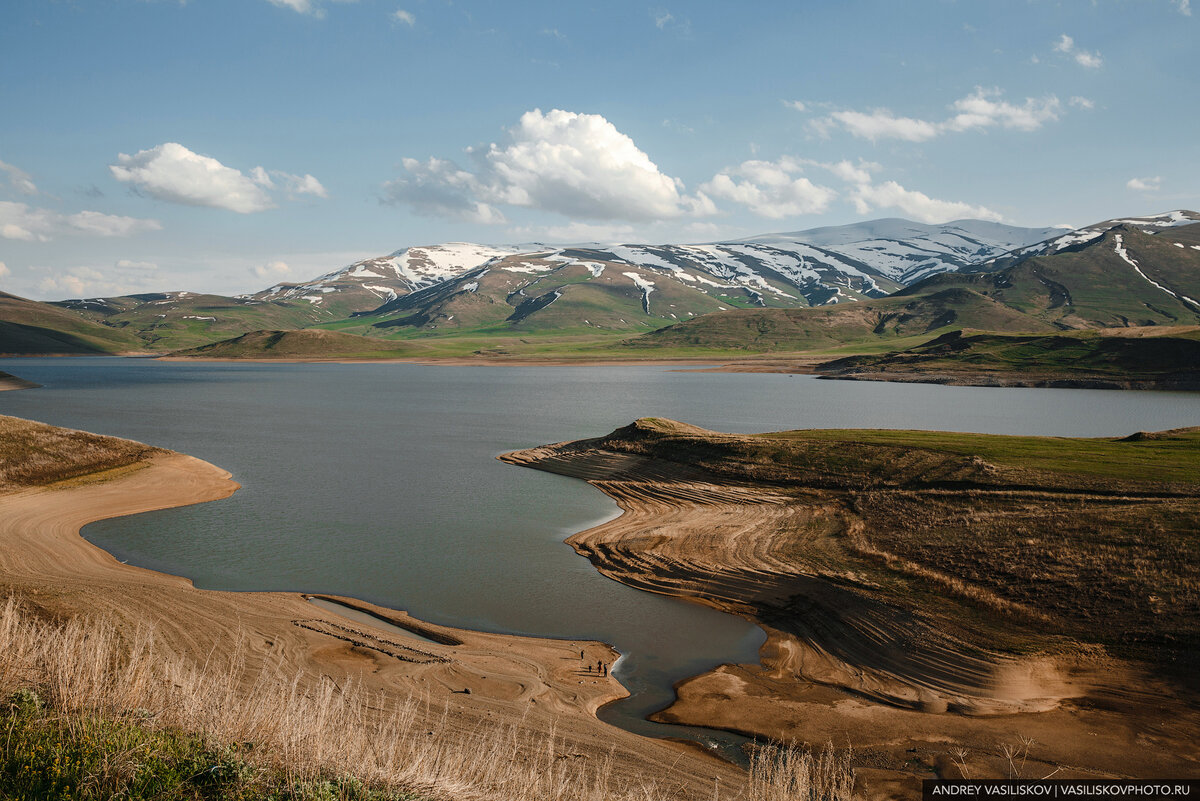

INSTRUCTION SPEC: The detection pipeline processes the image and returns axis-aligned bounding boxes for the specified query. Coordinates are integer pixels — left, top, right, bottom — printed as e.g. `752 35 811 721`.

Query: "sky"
1 0 1197 301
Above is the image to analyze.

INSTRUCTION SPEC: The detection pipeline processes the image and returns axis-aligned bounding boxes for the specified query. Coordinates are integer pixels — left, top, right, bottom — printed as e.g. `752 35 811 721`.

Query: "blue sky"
1 0 1196 300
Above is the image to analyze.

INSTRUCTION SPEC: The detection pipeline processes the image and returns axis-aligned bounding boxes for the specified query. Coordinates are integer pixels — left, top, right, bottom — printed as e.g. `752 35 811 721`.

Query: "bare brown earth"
0 414 745 798
500 420 1200 792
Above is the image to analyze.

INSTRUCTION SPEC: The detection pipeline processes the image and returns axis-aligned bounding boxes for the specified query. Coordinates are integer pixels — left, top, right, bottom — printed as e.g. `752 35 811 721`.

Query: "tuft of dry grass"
0 596 855 800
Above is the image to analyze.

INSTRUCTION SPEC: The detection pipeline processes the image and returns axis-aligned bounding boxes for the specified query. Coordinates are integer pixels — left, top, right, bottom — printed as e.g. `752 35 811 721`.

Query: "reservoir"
3 358 1198 750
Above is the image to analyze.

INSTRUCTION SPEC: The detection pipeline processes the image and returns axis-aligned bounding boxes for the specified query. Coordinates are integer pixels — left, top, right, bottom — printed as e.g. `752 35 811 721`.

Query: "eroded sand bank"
500 426 1200 791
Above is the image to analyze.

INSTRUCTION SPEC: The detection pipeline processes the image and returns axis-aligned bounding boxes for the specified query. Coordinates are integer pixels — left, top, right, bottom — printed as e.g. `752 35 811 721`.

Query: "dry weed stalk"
0 596 855 800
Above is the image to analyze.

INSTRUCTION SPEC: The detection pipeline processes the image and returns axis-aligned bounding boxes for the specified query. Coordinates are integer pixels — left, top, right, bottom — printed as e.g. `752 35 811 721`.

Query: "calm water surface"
3 357 1198 750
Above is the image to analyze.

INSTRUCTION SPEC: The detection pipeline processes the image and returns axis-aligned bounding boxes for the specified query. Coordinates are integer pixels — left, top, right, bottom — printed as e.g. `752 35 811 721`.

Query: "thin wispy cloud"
0 159 38 196
1176 0 1192 16
821 87 1061 142
782 100 807 112
1053 34 1103 69
110 143 325 213
266 0 320 16
37 258 169 298
392 9 415 26
0 201 161 242
265 0 359 19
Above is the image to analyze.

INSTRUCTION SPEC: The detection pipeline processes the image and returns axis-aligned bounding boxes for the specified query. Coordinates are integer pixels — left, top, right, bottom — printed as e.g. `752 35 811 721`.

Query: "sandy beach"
0 435 746 798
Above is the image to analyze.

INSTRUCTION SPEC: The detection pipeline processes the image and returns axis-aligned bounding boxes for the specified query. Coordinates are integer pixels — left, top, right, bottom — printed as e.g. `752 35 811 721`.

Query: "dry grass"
0 596 854 800
0 415 161 492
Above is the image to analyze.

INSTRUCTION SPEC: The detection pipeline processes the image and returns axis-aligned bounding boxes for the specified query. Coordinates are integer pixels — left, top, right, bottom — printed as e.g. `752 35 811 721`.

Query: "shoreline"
20 352 1196 391
814 371 1200 391
0 371 39 391
0 443 746 797
499 426 1200 791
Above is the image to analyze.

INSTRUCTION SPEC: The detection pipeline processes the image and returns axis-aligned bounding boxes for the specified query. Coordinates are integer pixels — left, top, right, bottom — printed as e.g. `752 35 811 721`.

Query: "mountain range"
3 210 1197 357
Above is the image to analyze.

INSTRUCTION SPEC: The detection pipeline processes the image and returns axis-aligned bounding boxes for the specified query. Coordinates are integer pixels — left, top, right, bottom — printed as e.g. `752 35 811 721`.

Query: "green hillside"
168 329 424 359
0 292 145 354
622 224 1200 356
51 292 337 352
324 250 812 341
816 327 1200 389
903 225 1200 328
620 288 1052 354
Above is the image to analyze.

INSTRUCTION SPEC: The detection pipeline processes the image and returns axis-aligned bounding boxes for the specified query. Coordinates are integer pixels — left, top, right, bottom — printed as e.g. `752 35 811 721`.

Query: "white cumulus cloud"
392 9 414 25
701 157 836 218
255 260 293 279
1126 176 1162 192
1053 34 1103 69
0 201 161 242
0 261 9 278
1175 0 1192 16
824 88 1060 142
385 109 714 223
110 143 325 213
111 143 274 213
1069 96 1095 110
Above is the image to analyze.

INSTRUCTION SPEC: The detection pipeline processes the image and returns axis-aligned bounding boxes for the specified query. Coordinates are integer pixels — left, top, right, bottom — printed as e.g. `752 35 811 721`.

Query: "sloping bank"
500 418 1200 783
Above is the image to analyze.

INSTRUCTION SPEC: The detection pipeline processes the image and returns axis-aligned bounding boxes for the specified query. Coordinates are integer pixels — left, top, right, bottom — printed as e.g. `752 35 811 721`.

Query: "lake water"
3 357 1198 752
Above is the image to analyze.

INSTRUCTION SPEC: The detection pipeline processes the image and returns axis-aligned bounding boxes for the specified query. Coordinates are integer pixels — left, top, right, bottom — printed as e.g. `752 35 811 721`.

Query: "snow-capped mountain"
976 210 1200 271
243 243 524 312
247 219 1061 323
741 218 1065 284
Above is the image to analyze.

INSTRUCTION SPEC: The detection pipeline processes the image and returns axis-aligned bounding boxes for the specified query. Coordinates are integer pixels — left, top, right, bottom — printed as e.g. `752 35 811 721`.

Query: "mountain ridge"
6 211 1195 356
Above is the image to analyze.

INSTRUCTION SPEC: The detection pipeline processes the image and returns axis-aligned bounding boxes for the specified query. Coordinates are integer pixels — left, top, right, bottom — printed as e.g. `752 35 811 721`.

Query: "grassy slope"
0 292 146 354
0 414 163 490
617 417 1200 490
592 418 1200 663
168 329 427 359
817 327 1200 387
903 226 1200 328
1 702 419 801
618 287 1052 353
53 293 338 352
